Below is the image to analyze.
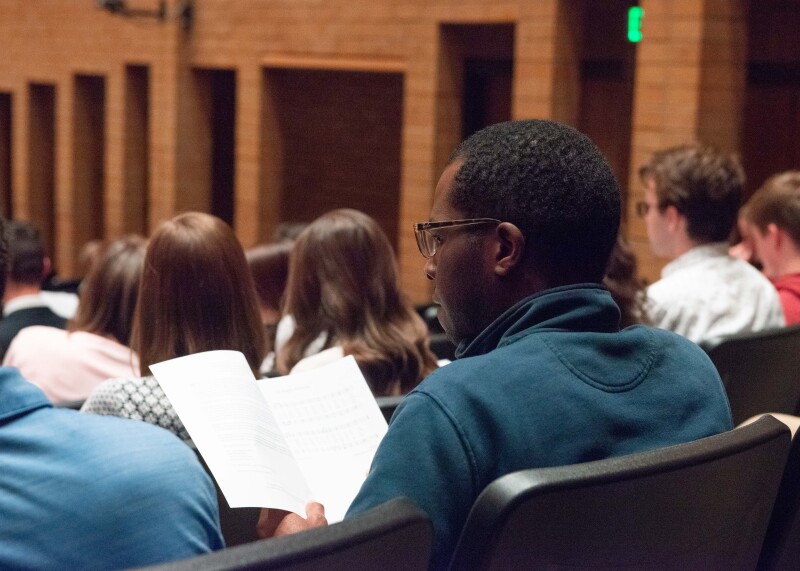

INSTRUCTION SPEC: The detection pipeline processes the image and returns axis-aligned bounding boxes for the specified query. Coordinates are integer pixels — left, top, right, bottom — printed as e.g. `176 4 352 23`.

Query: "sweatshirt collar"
456 284 621 359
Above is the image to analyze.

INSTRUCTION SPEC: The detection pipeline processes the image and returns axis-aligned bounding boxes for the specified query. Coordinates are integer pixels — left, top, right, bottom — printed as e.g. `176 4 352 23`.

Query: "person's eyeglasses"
413 218 501 258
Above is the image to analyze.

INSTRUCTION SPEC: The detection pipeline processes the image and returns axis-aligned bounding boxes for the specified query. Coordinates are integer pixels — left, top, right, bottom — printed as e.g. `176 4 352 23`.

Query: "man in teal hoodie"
262 119 733 570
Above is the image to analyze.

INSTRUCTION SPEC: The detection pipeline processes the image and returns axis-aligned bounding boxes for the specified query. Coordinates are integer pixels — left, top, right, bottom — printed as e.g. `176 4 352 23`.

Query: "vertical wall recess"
436 24 515 178
264 67 404 246
125 65 150 235
73 74 106 248
743 1 800 196
180 68 236 223
28 83 57 256
210 69 236 226
0 92 11 220
577 0 637 206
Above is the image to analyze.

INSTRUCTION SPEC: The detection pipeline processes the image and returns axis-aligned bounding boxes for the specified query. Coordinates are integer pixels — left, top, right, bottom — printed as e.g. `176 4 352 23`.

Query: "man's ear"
494 222 525 276
41 257 52 281
767 223 783 249
664 205 683 233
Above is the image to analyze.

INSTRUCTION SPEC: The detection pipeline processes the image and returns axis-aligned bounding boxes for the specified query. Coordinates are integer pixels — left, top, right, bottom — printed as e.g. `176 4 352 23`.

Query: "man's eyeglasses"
413 218 501 258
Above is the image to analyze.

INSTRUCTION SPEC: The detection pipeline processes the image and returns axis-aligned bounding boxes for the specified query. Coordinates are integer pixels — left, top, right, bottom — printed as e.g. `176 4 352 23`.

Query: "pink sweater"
2 326 139 403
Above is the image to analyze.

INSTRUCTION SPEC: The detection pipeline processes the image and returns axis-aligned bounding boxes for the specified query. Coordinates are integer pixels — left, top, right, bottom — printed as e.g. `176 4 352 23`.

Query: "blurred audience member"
728 204 758 265
38 288 80 320
43 238 105 296
743 171 800 324
276 209 437 396
0 220 66 360
39 239 104 318
246 241 293 373
638 145 783 343
273 221 308 243
3 236 146 403
0 217 223 570
82 213 266 440
604 234 650 328
77 239 106 278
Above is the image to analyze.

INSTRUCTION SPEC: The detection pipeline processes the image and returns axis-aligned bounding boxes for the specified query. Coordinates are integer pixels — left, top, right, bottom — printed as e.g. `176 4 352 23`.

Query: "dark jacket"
0 306 67 361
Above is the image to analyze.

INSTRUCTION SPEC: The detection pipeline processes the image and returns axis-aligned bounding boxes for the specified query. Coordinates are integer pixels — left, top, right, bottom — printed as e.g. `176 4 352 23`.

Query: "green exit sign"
628 6 643 43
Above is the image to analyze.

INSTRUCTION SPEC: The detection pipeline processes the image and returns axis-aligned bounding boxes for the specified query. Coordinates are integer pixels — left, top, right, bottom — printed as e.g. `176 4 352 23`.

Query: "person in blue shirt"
0 219 224 569
259 120 733 569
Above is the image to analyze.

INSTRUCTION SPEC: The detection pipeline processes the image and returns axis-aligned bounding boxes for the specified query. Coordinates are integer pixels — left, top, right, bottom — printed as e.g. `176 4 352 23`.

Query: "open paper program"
150 350 388 522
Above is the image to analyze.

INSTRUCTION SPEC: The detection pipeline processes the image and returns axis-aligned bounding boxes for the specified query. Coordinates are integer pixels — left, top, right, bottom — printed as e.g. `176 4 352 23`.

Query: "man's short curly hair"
638 144 744 244
448 119 621 285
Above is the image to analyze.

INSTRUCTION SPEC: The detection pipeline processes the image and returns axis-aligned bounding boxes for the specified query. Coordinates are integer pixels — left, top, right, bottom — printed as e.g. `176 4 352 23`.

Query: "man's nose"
424 257 435 281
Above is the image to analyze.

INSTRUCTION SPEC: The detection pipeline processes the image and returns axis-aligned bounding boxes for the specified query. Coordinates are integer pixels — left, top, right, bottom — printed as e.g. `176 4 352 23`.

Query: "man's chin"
436 312 455 342
438 316 464 347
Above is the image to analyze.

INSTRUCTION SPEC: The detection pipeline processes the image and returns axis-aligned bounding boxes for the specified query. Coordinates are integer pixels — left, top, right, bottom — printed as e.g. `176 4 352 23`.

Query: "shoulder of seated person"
75 412 193 458
81 377 139 408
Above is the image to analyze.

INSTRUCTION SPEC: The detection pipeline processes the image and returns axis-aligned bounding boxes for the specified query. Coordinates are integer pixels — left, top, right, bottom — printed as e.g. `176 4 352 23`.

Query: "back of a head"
284 209 402 335
448 119 621 286
246 241 293 313
71 235 147 346
639 144 744 244
273 221 309 243
77 239 106 280
5 220 45 286
132 212 267 376
745 171 800 247
281 209 436 394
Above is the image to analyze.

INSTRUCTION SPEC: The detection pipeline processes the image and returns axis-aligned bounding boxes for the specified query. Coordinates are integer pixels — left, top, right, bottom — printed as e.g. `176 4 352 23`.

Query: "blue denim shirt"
0 367 224 569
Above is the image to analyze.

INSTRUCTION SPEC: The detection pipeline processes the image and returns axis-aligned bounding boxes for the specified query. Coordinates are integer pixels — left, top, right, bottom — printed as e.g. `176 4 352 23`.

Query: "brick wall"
628 0 748 283
0 0 792 298
267 68 403 246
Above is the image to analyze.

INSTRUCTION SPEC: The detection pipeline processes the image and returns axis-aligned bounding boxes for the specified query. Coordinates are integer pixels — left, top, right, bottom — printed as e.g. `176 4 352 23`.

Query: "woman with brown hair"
246 240 294 373
603 233 650 329
82 212 267 439
275 209 438 396
3 235 146 403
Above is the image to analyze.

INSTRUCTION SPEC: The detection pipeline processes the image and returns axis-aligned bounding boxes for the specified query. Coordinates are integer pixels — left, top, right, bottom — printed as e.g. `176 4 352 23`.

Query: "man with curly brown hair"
638 144 784 343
